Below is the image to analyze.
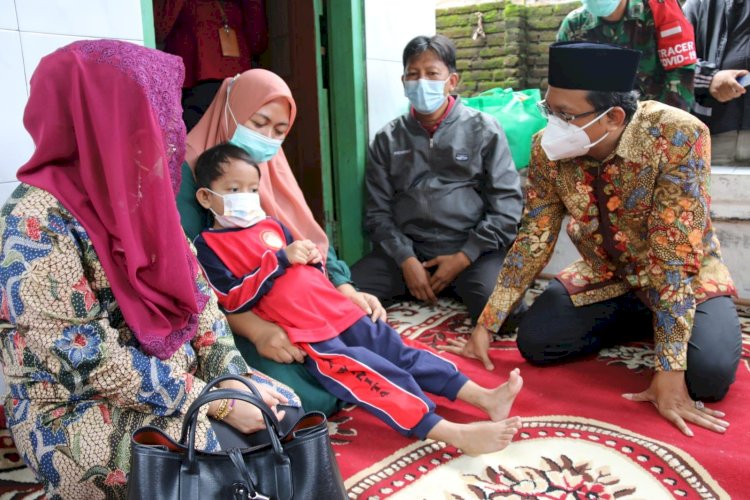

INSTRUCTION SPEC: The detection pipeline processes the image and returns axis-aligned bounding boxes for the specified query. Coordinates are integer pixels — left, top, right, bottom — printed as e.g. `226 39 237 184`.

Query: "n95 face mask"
540 108 612 161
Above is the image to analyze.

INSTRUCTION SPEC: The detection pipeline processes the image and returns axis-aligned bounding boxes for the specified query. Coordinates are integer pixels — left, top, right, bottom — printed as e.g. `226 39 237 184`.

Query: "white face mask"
540 107 613 161
207 190 266 228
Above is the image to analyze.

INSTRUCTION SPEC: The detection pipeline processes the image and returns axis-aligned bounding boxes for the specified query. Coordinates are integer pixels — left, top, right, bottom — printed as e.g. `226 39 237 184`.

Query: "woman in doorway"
0 40 295 498
177 69 386 415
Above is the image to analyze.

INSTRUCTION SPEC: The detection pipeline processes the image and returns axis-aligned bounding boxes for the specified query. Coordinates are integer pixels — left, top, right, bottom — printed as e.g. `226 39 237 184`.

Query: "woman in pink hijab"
0 40 295 498
177 69 385 414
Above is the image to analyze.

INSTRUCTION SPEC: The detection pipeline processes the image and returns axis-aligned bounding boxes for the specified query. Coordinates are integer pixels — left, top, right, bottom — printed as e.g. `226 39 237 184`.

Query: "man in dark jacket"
351 35 524 325
684 0 750 165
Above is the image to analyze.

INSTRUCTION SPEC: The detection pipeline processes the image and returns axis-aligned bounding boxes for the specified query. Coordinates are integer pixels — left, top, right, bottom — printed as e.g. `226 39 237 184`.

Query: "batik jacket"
480 101 735 371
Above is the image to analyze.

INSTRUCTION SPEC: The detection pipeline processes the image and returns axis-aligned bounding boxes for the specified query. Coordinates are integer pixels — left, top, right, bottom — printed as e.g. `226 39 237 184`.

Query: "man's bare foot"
452 417 522 456
480 368 523 421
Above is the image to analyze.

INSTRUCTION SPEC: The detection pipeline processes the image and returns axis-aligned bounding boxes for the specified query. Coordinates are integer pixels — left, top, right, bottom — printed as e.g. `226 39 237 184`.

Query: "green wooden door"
141 0 155 48
322 0 368 264
141 0 368 263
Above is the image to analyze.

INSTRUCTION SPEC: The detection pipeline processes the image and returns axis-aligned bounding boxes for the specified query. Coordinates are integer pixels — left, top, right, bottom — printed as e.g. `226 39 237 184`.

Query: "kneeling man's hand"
623 371 729 436
439 323 494 371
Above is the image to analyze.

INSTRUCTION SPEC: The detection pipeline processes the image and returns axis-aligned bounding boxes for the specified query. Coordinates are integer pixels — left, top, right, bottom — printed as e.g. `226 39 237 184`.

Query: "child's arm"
194 234 291 313
276 219 324 269
285 240 322 265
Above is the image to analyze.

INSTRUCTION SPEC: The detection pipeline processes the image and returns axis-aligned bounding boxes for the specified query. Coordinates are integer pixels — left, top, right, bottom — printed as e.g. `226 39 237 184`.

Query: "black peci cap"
548 41 641 92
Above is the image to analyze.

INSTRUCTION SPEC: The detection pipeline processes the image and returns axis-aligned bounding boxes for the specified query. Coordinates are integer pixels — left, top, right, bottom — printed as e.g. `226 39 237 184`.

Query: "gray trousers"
517 279 742 401
351 246 523 327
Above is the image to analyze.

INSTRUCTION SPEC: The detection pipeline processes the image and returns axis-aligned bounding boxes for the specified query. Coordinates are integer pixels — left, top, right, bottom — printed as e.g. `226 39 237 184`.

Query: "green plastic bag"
463 88 547 170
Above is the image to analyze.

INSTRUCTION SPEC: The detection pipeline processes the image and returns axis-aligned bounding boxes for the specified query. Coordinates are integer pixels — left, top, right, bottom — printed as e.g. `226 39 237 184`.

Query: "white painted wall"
0 0 145 205
363 0 436 141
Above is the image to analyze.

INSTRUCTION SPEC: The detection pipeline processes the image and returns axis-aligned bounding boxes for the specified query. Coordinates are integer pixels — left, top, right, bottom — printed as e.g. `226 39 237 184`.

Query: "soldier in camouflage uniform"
557 0 695 111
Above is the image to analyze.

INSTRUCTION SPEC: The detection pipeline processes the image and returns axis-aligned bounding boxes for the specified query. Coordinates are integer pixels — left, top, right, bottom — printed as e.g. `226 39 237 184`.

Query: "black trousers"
517 279 742 401
351 246 526 328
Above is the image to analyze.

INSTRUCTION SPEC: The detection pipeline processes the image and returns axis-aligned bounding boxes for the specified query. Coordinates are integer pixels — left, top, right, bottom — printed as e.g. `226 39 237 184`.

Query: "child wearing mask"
193 143 524 455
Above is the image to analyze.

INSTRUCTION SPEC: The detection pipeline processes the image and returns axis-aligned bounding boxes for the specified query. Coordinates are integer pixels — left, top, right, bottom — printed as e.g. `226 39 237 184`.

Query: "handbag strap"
180 374 282 443
183 389 286 470
199 373 265 396
228 448 270 500
178 442 282 500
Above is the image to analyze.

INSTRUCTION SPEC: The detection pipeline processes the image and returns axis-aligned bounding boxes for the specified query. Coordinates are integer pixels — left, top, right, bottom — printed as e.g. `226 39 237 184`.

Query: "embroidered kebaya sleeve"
644 124 710 371
479 136 566 332
194 233 290 314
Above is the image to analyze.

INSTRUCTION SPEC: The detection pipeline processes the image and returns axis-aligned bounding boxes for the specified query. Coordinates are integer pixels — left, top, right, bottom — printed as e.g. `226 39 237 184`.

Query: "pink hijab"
185 69 329 257
17 40 208 360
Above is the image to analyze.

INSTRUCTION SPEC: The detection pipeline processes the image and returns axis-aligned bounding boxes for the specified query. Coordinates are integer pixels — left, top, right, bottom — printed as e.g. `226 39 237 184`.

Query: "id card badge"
218 26 240 57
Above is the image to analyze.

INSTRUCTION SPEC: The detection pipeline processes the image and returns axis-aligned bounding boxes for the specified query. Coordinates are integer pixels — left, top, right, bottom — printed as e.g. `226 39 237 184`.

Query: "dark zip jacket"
684 0 750 133
364 97 523 265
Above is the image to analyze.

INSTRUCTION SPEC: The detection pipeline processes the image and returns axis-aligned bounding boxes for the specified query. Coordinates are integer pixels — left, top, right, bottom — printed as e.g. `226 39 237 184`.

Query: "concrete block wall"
436 1 578 95
524 2 580 89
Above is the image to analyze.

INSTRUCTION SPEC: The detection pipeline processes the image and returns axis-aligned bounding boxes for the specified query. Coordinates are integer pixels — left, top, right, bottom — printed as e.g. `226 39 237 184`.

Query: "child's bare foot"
452 417 522 456
481 368 523 421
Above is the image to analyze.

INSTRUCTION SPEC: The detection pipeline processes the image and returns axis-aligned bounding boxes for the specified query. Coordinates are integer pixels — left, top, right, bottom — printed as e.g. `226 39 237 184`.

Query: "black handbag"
127 374 347 500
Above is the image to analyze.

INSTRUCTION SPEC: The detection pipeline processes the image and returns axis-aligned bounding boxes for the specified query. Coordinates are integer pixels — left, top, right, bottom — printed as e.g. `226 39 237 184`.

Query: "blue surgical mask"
581 0 621 17
229 124 283 163
403 78 449 114
224 78 284 163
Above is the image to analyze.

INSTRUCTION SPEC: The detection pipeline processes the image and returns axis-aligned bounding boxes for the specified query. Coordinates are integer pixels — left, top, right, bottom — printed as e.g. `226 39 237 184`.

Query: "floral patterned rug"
333 297 750 500
0 293 748 499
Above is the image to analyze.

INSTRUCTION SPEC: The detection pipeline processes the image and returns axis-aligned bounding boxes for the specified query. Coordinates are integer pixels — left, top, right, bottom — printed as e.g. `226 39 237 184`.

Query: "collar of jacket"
405 95 464 133
605 101 655 163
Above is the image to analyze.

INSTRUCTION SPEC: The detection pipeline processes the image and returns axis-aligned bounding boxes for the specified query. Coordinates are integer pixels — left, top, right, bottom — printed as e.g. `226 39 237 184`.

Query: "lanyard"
216 0 229 30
